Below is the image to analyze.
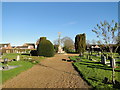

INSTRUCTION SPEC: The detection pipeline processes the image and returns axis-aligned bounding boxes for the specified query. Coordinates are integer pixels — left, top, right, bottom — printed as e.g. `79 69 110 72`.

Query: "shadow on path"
38 63 79 76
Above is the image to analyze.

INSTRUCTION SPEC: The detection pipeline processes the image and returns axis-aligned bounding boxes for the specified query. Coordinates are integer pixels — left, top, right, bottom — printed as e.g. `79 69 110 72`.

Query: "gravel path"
3 54 92 88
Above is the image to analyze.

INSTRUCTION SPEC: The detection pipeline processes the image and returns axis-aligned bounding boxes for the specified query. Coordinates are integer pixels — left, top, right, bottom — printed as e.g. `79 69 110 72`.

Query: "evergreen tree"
75 33 86 56
37 37 55 57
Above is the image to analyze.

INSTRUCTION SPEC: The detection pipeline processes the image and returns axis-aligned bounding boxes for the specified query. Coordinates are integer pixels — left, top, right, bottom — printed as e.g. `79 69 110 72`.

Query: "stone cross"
58 32 61 46
57 32 64 54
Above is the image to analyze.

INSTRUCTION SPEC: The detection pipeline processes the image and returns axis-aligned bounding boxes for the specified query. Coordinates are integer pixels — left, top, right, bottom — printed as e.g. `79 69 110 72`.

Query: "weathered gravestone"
101 55 107 64
109 56 116 68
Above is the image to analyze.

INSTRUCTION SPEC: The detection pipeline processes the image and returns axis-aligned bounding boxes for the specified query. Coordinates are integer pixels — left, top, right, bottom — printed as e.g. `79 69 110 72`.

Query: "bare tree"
86 40 90 48
91 39 97 45
92 20 119 84
53 39 59 45
92 20 118 54
61 37 74 52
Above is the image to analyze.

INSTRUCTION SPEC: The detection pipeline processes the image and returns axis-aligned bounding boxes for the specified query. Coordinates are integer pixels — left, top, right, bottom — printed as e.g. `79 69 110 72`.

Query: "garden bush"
37 39 55 57
30 50 38 56
63 46 75 53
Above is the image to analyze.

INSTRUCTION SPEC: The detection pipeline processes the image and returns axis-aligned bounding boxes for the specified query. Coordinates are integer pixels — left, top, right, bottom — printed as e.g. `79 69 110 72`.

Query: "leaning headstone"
16 55 20 61
101 55 106 64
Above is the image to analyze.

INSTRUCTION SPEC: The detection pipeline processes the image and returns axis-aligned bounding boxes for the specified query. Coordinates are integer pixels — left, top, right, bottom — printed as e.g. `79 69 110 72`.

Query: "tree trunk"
108 45 116 84
111 54 115 84
112 67 115 84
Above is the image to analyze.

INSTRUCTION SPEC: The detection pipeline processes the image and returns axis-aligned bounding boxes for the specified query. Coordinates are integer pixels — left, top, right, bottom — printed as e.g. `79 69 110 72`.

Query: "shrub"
37 39 55 57
75 33 86 55
30 50 38 56
63 46 75 53
40 37 47 41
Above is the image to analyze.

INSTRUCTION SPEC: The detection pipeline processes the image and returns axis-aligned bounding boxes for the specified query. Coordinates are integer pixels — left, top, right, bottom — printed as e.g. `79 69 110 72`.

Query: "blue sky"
2 2 118 46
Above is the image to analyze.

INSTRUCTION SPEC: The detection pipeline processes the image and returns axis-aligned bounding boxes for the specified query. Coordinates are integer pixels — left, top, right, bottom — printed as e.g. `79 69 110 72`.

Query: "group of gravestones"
101 54 116 68
2 55 20 69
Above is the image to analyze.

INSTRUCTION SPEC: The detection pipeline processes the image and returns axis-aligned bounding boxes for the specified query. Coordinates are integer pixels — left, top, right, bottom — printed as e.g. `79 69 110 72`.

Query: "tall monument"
58 32 64 54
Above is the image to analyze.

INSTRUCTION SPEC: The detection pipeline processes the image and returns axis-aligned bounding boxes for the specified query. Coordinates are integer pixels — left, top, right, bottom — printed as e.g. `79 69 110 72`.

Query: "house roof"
23 43 35 46
0 43 10 45
16 46 28 48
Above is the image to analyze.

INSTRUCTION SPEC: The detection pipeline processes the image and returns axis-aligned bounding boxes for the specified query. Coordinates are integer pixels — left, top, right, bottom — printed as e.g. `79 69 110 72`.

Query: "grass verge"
70 55 120 89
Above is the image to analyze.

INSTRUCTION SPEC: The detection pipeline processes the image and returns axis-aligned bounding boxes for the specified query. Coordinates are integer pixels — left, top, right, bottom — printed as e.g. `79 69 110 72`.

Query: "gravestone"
98 51 101 55
87 55 89 59
101 55 106 64
4 58 8 64
109 56 116 68
104 54 108 59
16 55 20 61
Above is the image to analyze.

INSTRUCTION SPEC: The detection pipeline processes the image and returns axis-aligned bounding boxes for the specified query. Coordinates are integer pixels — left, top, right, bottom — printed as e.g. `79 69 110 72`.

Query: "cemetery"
1 29 120 89
1 32 120 89
69 52 120 89
1 2 120 88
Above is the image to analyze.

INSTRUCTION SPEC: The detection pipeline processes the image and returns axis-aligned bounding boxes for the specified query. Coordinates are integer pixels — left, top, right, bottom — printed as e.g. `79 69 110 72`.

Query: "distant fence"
1 49 36 54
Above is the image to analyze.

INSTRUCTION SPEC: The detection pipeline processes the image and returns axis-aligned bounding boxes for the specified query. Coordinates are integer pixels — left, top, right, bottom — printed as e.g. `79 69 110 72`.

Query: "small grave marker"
4 58 8 64
16 55 20 61
101 55 107 64
109 56 116 68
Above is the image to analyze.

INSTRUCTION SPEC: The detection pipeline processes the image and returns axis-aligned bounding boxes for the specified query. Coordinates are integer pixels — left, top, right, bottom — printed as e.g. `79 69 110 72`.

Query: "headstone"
16 55 20 61
87 55 89 59
104 54 108 59
109 56 116 68
4 58 8 64
101 55 106 64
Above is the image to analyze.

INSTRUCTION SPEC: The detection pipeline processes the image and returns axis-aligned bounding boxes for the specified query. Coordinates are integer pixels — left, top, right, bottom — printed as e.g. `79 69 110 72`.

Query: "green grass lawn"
2 53 45 61
69 53 120 89
1 53 45 84
2 61 34 83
